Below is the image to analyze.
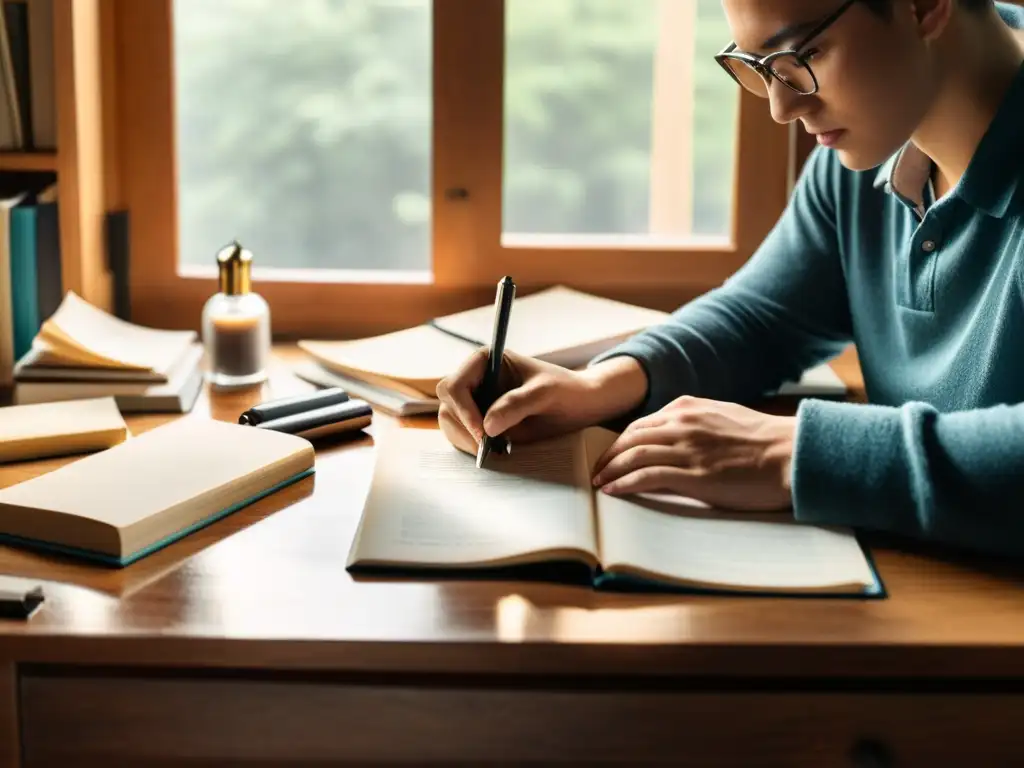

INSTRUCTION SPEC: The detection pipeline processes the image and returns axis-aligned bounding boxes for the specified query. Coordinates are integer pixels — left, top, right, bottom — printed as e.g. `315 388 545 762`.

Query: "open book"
299 286 670 398
299 285 848 404
347 428 883 596
21 291 197 379
0 418 314 566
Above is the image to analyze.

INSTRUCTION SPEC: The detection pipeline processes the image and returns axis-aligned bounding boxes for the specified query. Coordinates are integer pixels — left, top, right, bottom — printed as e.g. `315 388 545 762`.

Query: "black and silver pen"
472 276 516 468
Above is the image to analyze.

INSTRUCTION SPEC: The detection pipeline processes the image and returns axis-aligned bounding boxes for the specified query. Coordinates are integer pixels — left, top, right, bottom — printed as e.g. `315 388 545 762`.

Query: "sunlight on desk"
496 592 695 644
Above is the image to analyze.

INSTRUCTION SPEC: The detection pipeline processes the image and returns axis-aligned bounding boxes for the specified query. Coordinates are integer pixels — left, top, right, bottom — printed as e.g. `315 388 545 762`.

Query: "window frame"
111 0 792 338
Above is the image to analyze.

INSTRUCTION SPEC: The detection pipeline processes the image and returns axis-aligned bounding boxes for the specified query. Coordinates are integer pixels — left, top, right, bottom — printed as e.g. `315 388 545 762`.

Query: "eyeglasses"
715 0 858 98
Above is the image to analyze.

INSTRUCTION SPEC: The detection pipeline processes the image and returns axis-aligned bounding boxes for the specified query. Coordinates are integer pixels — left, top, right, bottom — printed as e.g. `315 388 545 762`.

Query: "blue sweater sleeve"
591 145 853 413
793 398 1024 557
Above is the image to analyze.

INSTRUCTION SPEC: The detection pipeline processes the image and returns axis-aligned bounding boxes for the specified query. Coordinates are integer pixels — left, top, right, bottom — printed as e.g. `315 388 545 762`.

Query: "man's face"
721 0 940 170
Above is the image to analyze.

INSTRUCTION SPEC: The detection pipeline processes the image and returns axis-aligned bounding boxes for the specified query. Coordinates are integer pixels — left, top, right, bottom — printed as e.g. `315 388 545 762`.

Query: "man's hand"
591 396 797 511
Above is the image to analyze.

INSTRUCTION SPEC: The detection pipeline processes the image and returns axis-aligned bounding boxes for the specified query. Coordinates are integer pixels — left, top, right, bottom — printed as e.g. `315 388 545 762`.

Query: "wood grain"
1 346 1023 686
0 153 58 172
53 0 113 312
0 663 17 768
19 673 1024 765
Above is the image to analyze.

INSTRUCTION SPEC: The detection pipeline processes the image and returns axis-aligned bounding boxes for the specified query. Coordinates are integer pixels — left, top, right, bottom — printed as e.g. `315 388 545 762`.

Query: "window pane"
503 0 737 239
173 0 432 272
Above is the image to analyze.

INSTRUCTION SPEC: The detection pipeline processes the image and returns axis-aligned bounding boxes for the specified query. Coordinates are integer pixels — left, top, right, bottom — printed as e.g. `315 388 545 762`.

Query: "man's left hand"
591 396 797 511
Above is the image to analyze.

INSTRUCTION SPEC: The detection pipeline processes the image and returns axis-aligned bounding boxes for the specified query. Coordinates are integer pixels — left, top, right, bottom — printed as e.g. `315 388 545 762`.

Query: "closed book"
13 343 204 413
0 418 315 566
0 396 128 464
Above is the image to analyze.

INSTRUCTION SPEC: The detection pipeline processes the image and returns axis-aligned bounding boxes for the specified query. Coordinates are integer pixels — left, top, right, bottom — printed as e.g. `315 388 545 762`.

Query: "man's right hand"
435 348 649 456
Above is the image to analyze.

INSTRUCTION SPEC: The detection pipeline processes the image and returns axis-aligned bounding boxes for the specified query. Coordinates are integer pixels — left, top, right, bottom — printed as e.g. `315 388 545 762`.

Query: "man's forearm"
579 356 649 424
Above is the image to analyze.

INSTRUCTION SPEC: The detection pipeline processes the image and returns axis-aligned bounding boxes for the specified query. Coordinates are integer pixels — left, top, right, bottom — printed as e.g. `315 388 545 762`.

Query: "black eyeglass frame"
715 0 859 96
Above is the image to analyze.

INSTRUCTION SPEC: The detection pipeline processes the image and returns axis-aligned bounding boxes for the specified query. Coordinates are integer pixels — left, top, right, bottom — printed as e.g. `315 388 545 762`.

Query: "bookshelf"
0 0 114 314
0 151 58 171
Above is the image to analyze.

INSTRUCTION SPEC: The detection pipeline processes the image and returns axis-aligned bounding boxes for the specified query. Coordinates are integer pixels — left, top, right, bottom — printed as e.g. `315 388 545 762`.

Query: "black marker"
239 387 349 426
472 276 515 468
253 399 372 440
0 578 44 620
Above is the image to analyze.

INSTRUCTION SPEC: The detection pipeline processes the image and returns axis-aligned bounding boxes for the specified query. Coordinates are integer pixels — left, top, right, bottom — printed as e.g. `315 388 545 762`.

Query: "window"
115 0 791 337
173 0 433 276
502 0 736 241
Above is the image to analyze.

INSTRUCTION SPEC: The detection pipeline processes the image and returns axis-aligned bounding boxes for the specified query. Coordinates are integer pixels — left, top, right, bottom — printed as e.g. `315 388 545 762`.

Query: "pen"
473 275 516 468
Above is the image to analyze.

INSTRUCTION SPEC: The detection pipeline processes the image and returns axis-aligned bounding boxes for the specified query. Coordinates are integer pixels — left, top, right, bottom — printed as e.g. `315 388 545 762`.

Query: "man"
435 0 1024 558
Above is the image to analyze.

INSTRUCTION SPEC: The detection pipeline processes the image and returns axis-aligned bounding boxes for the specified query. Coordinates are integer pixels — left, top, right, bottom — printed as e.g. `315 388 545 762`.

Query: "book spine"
1 1 31 148
8 201 36 360
33 197 58 321
106 210 130 321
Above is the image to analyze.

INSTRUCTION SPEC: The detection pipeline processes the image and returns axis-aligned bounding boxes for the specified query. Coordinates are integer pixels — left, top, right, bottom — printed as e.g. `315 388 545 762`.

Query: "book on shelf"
296 285 848 408
0 396 128 464
11 292 203 413
0 0 56 151
0 417 315 566
346 427 884 597
0 170 57 386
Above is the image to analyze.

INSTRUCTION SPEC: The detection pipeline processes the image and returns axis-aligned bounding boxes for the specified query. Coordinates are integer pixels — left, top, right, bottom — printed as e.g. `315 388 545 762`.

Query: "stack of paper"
296 287 672 414
11 292 203 413
296 285 847 415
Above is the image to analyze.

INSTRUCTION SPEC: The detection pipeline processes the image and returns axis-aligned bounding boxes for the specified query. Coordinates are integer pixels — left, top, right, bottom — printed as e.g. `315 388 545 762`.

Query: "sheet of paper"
300 326 475 394
773 362 847 397
350 428 597 567
596 493 875 591
431 286 669 368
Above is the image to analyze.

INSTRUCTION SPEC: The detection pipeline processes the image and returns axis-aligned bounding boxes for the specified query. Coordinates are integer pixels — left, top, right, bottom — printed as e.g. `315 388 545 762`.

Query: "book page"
348 428 598 569
431 287 670 368
299 326 475 396
38 292 197 374
596 493 876 593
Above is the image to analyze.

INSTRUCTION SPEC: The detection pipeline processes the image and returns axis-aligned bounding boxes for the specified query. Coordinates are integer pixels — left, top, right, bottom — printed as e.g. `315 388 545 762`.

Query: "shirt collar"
874 61 1024 219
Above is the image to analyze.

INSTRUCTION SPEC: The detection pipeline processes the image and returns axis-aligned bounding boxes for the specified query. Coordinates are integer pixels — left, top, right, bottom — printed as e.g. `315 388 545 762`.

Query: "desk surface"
1 345 1024 681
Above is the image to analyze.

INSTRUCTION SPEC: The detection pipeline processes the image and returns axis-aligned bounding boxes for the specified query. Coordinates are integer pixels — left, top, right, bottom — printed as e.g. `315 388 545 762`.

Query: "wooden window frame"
109 0 792 339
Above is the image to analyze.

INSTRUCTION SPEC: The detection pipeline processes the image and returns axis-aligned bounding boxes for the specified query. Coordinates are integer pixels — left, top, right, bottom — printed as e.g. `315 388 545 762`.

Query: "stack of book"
294 285 847 416
11 291 203 413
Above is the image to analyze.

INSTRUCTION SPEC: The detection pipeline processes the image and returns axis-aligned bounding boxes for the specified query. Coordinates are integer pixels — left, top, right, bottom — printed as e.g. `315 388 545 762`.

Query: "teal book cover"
9 204 39 361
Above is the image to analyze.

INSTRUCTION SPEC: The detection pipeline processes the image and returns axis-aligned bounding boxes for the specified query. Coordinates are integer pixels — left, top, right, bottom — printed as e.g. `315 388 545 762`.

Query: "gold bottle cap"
216 240 253 296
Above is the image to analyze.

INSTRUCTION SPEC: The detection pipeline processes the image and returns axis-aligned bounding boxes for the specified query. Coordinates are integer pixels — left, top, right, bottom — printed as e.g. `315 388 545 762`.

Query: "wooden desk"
2 346 1024 766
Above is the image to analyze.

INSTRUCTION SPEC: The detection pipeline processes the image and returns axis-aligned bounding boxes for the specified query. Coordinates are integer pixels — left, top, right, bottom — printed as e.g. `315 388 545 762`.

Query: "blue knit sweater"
594 4 1024 557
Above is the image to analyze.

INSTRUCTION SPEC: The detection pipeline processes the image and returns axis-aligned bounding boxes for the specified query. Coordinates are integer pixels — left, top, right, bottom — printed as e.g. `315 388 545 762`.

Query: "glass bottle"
201 241 271 389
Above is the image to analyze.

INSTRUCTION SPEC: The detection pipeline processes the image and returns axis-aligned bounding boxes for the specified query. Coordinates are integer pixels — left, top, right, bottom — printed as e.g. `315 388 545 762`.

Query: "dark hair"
863 0 992 15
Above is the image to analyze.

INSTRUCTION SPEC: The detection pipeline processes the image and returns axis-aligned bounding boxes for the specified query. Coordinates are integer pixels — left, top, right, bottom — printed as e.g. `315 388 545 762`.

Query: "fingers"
436 349 489 442
591 424 679 477
438 404 479 456
591 444 679 488
481 380 553 438
600 466 693 497
622 412 669 434
621 396 701 434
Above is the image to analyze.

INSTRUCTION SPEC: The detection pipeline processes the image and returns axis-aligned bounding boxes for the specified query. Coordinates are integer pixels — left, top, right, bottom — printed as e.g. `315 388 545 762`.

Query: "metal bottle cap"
216 240 253 296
